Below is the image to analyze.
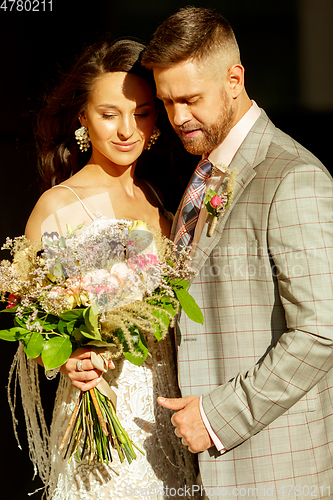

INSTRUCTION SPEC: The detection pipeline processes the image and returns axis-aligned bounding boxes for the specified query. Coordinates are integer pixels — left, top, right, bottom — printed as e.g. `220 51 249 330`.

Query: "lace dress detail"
48 336 198 500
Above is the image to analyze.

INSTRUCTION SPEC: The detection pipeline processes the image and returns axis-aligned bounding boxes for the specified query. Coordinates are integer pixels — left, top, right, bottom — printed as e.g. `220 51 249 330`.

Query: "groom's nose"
170 103 192 127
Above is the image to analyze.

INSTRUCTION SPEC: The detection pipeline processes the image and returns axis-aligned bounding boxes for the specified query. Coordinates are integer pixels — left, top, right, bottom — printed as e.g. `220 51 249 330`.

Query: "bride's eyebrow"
97 104 118 109
96 103 153 109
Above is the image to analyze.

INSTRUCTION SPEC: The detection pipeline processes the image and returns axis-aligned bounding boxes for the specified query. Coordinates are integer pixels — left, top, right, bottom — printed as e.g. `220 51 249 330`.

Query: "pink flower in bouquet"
110 263 131 282
47 285 74 308
109 263 142 298
66 277 90 306
6 293 18 309
47 278 90 310
82 269 115 295
81 263 145 312
128 253 158 272
210 195 222 208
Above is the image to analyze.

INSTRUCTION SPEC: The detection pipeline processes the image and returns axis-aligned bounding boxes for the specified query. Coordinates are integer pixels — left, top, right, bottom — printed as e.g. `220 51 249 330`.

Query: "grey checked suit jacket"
172 110 333 498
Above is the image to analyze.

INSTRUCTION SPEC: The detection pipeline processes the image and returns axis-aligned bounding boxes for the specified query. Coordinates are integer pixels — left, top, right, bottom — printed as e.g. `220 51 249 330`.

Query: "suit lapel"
191 111 276 275
191 158 256 273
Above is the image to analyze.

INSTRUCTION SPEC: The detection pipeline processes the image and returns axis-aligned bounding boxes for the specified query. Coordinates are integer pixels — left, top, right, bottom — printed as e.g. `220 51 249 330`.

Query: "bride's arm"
25 189 63 242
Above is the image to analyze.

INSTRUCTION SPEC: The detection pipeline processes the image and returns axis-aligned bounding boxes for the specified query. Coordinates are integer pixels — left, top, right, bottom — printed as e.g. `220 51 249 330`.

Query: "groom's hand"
158 395 213 453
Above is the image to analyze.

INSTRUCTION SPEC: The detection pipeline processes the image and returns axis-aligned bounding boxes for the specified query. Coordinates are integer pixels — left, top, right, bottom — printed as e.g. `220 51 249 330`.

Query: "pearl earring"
75 126 91 152
146 126 161 150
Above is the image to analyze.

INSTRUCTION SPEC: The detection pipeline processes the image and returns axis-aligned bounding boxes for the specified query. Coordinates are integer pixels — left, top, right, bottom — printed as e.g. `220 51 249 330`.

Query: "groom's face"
154 59 235 156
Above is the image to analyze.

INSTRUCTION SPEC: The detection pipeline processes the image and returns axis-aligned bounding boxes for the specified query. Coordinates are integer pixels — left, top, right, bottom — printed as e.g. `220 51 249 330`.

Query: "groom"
142 7 333 497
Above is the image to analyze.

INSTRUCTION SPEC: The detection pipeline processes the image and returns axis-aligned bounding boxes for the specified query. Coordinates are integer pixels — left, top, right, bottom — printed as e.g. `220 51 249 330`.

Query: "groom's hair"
142 7 240 69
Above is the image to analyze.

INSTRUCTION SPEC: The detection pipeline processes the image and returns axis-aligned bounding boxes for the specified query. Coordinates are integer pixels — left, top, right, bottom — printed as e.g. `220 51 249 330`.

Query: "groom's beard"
175 90 235 156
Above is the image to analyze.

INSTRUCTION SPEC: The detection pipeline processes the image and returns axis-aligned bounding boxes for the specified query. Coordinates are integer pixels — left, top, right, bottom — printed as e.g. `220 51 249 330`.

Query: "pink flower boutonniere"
205 166 238 236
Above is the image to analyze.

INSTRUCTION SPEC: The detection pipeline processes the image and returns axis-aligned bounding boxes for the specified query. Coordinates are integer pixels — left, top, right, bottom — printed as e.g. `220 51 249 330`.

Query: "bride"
22 37 199 499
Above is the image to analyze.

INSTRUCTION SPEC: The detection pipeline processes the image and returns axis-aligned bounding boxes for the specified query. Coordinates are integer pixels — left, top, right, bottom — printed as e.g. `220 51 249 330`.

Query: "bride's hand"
60 347 114 391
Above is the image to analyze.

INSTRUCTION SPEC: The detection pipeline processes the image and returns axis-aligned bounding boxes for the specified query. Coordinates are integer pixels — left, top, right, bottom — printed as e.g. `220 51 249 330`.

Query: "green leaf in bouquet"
39 314 59 332
59 236 67 248
0 306 19 314
0 326 30 341
79 324 102 341
24 331 44 359
14 314 30 329
57 319 68 335
83 303 99 335
41 335 72 371
42 237 55 248
66 320 77 335
150 308 172 341
58 318 78 336
60 308 85 322
65 222 84 235
117 326 148 366
72 327 85 342
171 278 190 291
148 295 176 317
86 340 115 347
50 261 66 278
161 299 176 316
174 286 204 324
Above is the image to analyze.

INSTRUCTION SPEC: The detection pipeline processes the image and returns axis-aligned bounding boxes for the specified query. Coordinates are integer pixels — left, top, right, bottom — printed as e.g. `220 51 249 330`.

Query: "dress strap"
51 185 97 220
144 181 174 222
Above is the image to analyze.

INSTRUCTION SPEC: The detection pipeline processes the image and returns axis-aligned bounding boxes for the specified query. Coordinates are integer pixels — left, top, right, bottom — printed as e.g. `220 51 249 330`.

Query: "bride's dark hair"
35 38 155 190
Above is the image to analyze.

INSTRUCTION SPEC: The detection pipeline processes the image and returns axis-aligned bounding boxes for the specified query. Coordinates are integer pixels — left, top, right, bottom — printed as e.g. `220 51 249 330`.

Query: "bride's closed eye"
102 114 117 119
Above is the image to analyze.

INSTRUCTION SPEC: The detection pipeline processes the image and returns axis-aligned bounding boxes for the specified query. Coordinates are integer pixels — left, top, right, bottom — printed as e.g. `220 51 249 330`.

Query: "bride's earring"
146 126 161 150
75 126 91 152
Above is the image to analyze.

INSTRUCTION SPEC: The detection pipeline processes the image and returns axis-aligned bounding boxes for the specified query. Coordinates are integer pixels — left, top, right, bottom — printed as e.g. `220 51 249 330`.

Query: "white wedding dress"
47 334 198 500
9 191 200 500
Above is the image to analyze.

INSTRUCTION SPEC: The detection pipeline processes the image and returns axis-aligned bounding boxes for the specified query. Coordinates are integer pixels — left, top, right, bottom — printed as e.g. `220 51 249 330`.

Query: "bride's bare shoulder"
25 185 78 241
33 185 76 214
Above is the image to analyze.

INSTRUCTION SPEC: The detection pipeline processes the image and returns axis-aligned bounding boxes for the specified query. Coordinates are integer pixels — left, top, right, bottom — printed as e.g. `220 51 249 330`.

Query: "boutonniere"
205 166 238 236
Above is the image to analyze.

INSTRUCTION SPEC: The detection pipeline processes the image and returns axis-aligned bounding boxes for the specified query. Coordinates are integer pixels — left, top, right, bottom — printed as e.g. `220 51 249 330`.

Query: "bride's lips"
112 141 139 152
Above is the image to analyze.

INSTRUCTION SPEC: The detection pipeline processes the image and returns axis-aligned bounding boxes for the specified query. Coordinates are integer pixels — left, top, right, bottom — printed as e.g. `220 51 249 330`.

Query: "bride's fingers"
64 357 94 374
71 347 92 359
64 350 95 373
74 358 95 372
70 375 102 392
68 368 102 385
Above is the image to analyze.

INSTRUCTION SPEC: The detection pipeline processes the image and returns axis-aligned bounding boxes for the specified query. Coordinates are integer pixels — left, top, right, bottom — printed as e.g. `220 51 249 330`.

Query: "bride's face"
80 71 157 167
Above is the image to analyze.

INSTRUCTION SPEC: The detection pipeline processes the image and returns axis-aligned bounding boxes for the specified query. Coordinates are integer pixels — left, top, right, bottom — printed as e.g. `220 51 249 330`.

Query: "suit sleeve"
202 164 333 451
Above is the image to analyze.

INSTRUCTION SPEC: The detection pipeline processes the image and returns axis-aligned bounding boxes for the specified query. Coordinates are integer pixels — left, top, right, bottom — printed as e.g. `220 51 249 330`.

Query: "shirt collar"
208 100 261 171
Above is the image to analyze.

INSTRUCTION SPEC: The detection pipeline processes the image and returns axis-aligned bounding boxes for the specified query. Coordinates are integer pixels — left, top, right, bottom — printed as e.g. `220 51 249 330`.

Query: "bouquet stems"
59 388 141 465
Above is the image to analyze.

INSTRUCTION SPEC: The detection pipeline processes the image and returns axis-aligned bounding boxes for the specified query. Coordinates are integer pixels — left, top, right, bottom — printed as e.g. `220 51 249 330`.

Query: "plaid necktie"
174 159 212 249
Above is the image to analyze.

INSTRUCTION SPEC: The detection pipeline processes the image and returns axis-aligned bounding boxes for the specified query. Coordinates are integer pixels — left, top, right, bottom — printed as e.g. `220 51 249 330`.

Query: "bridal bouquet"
0 218 202 466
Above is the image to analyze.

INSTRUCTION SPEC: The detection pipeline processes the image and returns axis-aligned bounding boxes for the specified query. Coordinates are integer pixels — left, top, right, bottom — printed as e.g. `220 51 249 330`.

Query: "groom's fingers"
157 396 192 411
158 395 212 453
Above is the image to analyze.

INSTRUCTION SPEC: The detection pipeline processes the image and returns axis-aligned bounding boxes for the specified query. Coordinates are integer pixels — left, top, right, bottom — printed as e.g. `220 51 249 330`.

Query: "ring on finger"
77 359 84 372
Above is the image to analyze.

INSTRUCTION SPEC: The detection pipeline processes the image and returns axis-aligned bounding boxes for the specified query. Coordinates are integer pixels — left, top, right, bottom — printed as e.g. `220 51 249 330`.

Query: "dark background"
0 0 332 497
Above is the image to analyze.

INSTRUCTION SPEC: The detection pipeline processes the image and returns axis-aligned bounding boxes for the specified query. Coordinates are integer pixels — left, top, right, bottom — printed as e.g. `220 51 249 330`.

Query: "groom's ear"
226 64 245 98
